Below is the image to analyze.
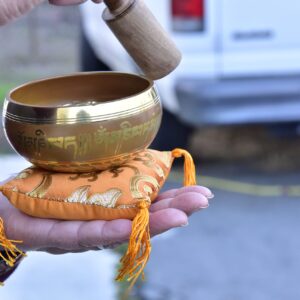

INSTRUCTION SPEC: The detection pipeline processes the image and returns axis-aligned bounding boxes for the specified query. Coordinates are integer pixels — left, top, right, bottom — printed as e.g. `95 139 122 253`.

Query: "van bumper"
175 75 300 126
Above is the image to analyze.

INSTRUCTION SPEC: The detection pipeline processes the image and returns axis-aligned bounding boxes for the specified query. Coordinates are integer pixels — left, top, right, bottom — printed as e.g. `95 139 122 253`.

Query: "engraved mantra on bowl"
16 129 47 154
16 114 160 160
66 185 122 208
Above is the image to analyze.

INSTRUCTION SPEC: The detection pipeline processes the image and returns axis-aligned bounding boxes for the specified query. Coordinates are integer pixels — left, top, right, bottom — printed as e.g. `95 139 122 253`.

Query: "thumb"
48 0 87 5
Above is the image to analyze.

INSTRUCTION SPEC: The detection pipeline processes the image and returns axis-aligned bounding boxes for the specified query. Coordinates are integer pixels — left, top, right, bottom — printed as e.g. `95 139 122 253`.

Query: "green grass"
0 83 16 104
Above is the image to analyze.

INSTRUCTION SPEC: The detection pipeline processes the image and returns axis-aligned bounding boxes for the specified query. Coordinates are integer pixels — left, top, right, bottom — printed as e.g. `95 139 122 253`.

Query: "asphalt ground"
141 167 300 300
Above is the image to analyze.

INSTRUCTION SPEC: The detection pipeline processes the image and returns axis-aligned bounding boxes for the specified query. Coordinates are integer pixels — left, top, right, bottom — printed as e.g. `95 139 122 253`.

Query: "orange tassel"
116 148 197 298
172 148 197 186
116 201 151 291
0 148 197 291
0 186 25 272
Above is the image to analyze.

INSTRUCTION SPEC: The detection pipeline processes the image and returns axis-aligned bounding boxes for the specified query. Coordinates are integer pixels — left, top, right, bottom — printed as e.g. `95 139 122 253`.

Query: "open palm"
0 186 212 254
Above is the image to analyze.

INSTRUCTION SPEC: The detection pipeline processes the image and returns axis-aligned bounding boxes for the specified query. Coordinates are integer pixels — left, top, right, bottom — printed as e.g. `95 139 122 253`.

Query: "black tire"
151 109 195 151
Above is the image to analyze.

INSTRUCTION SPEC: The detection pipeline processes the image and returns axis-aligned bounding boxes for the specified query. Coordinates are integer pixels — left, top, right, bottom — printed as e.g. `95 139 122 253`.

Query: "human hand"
0 185 212 254
48 0 102 5
0 0 102 26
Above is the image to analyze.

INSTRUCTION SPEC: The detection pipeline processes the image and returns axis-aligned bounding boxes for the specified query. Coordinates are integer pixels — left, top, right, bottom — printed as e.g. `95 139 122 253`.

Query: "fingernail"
194 203 209 212
207 193 214 199
180 222 189 227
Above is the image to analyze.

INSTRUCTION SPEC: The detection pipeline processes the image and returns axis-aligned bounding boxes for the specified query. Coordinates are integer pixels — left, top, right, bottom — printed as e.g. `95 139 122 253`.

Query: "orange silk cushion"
1 150 174 221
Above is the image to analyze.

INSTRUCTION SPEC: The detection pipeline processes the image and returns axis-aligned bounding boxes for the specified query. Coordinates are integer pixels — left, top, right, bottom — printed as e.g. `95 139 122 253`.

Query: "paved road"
0 156 299 300
142 167 300 300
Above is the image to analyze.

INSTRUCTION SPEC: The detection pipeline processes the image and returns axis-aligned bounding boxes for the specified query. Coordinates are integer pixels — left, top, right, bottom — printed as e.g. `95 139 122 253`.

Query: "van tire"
151 109 195 151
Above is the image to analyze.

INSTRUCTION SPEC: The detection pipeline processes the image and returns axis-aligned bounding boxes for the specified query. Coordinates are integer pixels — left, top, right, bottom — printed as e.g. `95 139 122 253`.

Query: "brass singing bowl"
3 72 162 172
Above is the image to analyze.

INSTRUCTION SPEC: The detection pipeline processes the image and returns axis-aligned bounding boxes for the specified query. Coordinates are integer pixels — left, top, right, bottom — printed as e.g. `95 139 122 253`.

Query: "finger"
49 0 87 5
46 220 85 250
46 219 131 250
77 219 132 248
4 210 62 251
37 247 95 254
150 192 209 215
150 208 188 236
175 185 213 198
155 188 178 202
155 186 213 203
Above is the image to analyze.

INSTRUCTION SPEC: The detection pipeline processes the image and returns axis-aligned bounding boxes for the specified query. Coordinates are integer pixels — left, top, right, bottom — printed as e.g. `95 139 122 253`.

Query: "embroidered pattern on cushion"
10 150 171 209
66 186 122 208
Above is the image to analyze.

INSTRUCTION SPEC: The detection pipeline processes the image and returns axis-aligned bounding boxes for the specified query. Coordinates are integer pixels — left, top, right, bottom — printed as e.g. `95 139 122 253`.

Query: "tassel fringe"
172 148 197 186
0 186 25 271
116 201 151 290
116 148 197 297
0 218 25 268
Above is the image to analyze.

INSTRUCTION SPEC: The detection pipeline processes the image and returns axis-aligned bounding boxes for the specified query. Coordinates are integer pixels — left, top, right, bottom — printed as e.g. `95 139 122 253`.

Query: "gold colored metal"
3 72 162 172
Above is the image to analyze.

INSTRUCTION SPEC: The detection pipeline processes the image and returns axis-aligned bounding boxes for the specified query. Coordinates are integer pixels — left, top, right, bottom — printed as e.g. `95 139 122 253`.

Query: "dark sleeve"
0 253 23 283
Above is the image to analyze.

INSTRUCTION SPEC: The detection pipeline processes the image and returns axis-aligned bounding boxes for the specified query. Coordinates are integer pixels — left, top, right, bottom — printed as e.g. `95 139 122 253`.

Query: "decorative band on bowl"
5 96 160 125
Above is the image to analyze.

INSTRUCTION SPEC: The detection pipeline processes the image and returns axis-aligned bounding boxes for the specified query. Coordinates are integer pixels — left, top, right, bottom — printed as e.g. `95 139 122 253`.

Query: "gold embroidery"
130 175 160 202
117 204 137 209
15 167 34 179
65 185 122 208
133 151 165 178
89 189 122 207
66 185 90 203
108 164 140 177
153 165 165 178
12 187 18 192
26 174 52 198
159 151 172 168
69 172 100 182
133 151 155 166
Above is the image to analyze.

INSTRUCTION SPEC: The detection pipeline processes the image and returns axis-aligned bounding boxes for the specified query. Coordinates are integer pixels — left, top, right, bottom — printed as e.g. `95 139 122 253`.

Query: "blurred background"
1 0 300 299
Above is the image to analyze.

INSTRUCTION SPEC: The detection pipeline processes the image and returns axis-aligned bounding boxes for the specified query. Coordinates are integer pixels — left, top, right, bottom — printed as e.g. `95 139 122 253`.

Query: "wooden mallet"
102 0 182 80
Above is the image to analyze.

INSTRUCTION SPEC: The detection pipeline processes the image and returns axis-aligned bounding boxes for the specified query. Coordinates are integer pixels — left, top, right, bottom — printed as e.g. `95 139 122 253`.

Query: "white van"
81 0 300 128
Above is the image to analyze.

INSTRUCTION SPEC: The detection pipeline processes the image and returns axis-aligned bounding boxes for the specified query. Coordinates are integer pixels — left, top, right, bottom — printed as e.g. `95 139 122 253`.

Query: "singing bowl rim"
4 72 159 125
7 72 154 107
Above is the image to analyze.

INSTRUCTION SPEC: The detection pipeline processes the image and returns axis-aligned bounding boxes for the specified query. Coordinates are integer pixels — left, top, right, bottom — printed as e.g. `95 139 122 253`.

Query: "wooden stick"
103 0 182 80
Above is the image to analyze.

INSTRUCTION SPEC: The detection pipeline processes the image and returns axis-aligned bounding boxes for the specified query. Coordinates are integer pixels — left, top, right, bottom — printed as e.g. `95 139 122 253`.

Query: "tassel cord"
117 148 197 298
116 200 151 291
0 186 25 268
172 148 197 186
